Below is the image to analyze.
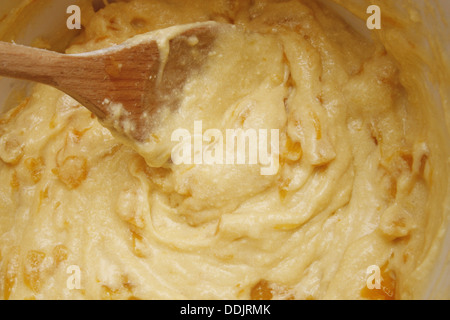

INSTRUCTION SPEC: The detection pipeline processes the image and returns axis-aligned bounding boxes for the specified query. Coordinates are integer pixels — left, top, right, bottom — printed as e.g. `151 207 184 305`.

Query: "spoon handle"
0 41 126 119
0 41 66 87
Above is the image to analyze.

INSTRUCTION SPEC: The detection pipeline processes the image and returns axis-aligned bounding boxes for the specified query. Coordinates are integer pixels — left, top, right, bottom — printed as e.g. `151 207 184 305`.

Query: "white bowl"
0 0 448 299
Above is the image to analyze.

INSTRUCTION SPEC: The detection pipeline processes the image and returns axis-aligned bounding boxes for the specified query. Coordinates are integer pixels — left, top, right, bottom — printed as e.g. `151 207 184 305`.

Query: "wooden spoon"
0 22 221 143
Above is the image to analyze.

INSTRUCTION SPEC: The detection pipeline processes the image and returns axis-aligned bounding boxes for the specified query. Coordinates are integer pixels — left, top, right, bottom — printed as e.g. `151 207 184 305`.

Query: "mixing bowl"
0 0 448 299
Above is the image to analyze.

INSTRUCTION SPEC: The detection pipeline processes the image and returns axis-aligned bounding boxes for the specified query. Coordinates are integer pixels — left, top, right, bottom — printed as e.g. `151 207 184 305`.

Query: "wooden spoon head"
64 22 222 143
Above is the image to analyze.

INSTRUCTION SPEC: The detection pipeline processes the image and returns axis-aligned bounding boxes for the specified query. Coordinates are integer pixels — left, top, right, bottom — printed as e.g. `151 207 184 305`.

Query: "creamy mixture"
0 0 448 300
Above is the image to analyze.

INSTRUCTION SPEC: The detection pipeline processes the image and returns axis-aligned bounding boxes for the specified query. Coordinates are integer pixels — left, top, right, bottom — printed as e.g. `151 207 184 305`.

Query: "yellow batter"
0 0 448 300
